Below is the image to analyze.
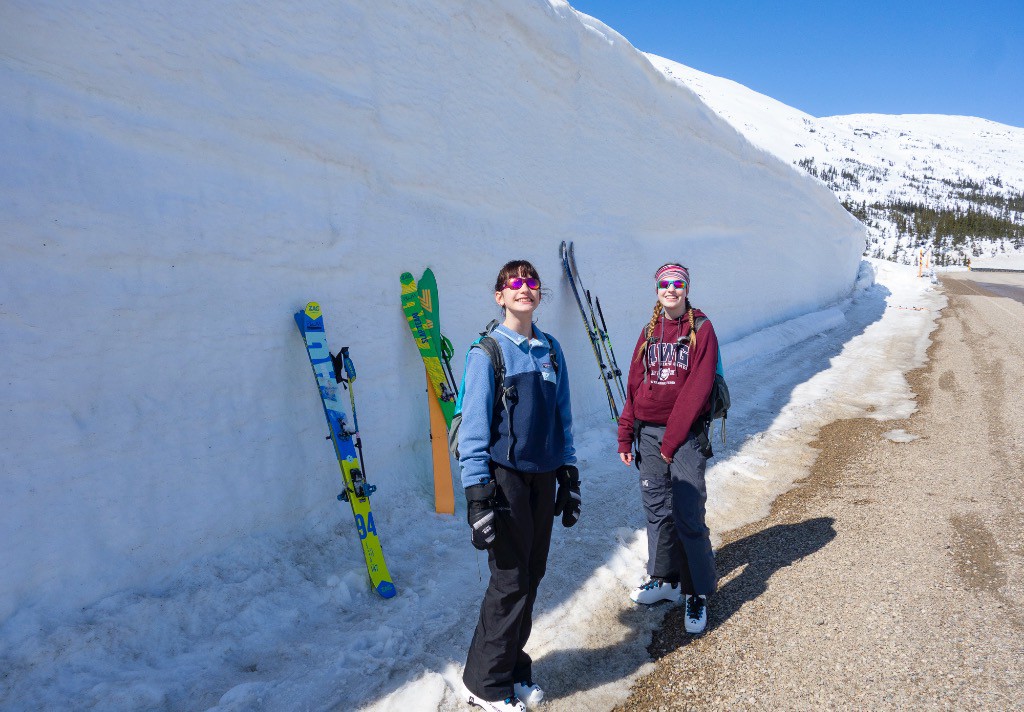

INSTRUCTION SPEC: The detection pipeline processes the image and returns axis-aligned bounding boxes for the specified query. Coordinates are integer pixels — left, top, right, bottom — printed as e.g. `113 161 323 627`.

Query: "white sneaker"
630 577 682 605
465 690 526 712
514 681 544 706
684 594 708 634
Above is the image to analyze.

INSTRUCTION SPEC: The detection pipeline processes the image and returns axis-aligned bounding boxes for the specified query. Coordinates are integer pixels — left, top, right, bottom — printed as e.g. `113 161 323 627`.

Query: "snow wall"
0 0 864 621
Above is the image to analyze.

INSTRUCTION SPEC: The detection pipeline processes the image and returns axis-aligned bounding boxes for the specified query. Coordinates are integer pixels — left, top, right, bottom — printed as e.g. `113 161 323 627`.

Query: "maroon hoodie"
616 308 718 459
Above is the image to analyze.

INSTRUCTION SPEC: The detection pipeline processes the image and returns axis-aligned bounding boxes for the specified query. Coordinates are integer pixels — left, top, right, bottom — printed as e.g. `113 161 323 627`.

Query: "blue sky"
568 0 1024 128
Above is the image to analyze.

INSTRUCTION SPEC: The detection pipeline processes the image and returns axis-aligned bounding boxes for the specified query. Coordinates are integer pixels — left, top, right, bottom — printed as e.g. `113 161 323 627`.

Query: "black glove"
466 481 497 550
553 465 581 528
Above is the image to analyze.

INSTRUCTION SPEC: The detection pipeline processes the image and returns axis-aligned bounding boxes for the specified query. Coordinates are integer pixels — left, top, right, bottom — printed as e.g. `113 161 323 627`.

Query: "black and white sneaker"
684 594 708 634
465 690 526 712
630 577 682 605
513 680 543 706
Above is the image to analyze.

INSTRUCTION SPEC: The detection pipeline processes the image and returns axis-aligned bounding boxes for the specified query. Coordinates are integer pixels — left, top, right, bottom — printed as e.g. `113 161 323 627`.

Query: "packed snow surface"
0 0 918 709
971 254 1024 271
0 255 942 711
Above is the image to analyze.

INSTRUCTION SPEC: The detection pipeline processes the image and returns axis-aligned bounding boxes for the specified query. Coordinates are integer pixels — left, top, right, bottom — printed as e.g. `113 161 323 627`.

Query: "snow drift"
0 0 863 622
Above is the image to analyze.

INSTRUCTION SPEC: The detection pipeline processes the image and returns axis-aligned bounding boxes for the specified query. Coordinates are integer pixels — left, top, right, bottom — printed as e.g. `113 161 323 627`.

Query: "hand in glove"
553 465 581 528
466 481 497 550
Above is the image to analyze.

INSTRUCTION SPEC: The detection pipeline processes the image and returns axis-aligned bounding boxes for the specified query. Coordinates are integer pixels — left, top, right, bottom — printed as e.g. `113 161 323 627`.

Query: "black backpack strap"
450 322 510 463
693 420 713 458
540 330 559 376
474 334 505 393
474 326 519 460
474 320 505 392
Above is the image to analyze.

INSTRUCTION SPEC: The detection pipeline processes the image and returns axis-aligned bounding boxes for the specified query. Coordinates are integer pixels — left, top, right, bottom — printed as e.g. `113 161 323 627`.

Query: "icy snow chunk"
882 429 919 443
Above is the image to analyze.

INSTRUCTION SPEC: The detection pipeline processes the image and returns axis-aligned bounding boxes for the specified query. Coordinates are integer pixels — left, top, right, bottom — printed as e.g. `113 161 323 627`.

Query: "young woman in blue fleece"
459 259 579 712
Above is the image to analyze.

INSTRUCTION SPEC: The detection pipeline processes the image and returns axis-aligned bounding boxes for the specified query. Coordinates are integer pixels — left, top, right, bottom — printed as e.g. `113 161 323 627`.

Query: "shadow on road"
651 516 837 659
532 517 837 699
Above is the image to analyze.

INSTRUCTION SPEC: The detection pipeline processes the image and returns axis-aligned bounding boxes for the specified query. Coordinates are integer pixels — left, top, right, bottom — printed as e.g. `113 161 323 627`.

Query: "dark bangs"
494 260 541 291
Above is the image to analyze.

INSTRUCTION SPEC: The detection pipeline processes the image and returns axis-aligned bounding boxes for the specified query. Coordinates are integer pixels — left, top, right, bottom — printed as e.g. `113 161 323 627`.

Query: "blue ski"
295 302 396 599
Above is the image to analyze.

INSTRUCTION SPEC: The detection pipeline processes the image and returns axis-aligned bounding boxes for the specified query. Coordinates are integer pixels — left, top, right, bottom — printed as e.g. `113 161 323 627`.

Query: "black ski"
560 241 619 421
568 242 627 401
594 294 627 401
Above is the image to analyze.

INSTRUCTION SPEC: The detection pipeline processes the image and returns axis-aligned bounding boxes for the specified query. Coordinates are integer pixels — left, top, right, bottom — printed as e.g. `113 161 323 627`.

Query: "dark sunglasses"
658 279 687 290
505 276 540 290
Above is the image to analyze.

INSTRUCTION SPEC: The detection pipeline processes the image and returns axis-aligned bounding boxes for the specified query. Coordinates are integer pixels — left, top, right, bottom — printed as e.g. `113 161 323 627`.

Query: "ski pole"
595 296 627 400
338 346 367 477
586 288 622 396
560 241 619 421
440 334 459 398
569 243 620 415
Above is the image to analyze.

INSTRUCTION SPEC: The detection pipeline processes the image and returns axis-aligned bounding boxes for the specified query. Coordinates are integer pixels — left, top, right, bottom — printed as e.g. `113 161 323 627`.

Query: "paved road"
967 271 1024 305
617 270 1024 710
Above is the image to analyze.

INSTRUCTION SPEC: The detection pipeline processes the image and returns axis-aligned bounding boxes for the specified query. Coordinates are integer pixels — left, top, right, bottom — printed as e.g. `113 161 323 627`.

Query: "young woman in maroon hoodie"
617 263 718 634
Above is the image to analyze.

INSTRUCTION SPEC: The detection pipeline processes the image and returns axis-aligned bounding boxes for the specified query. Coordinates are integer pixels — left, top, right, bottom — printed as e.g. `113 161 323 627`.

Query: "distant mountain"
647 55 1024 267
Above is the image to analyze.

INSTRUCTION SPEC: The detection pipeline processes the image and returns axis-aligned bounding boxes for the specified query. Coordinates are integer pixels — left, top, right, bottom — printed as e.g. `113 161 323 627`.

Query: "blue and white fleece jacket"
456 324 576 488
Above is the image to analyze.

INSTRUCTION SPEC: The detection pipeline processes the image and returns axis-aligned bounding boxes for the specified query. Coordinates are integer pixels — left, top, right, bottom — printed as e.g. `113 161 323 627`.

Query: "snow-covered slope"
648 56 1024 266
0 0 862 624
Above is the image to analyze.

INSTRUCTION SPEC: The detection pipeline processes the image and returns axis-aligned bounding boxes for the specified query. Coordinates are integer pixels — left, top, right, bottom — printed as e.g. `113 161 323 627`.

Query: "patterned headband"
655 264 689 285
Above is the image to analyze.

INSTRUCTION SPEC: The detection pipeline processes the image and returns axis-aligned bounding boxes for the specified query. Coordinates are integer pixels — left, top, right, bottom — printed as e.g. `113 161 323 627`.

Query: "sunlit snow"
1 1 942 710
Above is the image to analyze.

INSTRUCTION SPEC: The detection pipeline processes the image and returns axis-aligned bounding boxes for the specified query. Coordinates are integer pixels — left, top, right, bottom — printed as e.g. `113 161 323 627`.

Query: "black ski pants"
463 465 556 702
637 423 717 595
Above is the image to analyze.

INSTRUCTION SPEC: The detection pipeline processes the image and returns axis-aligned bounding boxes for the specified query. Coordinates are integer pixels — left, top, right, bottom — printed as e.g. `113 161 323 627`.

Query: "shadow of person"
652 516 837 658
531 517 837 701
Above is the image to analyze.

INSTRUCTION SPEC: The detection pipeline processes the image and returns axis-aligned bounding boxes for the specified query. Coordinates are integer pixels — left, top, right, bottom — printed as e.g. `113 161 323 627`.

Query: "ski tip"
400 273 418 297
296 302 324 332
376 581 398 599
295 303 327 335
295 303 316 329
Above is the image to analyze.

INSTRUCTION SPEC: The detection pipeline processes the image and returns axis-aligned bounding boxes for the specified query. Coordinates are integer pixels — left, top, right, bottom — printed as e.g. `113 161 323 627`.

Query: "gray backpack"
693 316 729 457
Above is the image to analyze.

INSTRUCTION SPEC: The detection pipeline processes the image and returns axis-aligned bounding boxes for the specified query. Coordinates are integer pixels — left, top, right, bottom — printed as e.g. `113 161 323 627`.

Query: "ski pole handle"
340 346 357 382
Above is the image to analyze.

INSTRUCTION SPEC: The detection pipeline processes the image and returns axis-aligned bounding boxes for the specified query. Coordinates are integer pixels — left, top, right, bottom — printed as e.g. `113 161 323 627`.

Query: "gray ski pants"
636 423 717 595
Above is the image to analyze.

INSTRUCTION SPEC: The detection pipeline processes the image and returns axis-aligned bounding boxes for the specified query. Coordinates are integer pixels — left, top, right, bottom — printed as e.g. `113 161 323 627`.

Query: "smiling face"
495 272 541 317
493 260 542 328
654 263 690 319
656 278 687 317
